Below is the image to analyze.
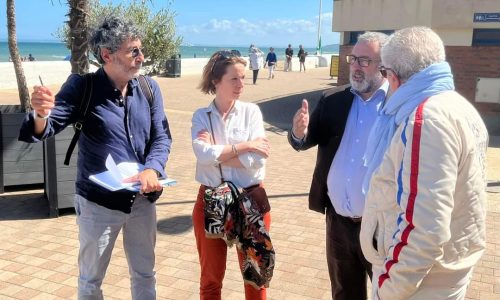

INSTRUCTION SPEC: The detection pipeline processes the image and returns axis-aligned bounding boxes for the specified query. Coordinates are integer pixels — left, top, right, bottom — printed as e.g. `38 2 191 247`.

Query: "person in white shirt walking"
248 45 264 84
191 50 271 300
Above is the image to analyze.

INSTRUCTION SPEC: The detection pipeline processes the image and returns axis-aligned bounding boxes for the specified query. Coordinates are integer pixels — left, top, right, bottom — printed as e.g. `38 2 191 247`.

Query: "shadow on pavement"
0 192 50 220
157 215 193 235
489 136 500 148
487 180 500 193
257 89 328 131
268 193 309 199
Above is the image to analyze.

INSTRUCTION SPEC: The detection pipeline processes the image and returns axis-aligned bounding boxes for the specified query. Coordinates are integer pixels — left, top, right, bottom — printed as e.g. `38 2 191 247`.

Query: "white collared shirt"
191 100 266 188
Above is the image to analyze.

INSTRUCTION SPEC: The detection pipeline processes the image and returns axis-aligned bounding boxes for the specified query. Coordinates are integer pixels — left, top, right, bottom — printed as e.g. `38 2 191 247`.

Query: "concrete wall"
180 55 332 75
333 0 500 120
333 0 500 46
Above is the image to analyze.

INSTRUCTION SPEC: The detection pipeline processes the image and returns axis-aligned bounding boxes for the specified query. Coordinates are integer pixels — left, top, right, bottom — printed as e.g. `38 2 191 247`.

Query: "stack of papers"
89 154 176 192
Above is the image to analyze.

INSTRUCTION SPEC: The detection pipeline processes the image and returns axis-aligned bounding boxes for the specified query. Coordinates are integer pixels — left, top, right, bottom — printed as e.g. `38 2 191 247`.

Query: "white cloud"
178 15 339 47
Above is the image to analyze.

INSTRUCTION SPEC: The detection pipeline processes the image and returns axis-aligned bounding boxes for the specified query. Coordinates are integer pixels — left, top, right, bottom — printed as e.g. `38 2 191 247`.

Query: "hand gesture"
292 99 309 139
31 85 55 117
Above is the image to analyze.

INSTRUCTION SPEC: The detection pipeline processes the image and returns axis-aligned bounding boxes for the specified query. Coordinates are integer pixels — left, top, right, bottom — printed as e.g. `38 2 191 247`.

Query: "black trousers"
252 69 259 84
326 202 372 300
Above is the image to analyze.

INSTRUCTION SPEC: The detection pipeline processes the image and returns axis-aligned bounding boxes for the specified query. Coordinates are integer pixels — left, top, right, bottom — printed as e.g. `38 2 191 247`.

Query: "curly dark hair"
89 16 143 64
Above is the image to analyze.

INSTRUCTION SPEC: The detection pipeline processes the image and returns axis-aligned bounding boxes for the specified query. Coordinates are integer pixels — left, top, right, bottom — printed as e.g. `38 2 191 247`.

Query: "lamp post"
316 0 322 55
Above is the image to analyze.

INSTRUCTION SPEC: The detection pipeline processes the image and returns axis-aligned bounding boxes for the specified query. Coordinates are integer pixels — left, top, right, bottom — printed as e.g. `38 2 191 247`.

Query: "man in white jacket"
360 26 488 300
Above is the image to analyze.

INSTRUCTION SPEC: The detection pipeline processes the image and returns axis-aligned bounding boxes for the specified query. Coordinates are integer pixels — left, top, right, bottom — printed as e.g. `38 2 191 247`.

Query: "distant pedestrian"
265 47 277 80
28 54 35 61
285 44 293 72
249 46 264 85
298 45 307 72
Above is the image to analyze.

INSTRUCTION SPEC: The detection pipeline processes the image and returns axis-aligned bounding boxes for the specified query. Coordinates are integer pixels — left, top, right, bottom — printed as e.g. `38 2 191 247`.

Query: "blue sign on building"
474 13 500 22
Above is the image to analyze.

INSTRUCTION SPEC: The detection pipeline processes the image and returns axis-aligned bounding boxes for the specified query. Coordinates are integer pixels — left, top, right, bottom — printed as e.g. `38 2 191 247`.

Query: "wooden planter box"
0 105 44 193
44 126 77 217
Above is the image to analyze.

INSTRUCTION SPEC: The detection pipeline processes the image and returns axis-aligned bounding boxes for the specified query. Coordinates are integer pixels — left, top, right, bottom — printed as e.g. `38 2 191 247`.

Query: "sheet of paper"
89 154 176 192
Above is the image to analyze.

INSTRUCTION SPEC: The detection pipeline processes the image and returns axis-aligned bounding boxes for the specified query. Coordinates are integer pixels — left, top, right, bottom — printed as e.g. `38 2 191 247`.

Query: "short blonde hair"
199 51 247 95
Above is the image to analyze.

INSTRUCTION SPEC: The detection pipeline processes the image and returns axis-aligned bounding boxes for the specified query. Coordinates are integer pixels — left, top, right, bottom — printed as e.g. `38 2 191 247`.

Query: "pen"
38 75 44 86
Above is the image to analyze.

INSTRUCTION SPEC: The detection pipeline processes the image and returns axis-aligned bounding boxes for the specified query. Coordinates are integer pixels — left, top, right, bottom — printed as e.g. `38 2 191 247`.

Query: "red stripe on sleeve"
378 100 427 288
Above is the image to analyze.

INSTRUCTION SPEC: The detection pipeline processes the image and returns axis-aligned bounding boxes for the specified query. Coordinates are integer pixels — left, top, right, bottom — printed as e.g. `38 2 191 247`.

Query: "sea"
0 41 338 62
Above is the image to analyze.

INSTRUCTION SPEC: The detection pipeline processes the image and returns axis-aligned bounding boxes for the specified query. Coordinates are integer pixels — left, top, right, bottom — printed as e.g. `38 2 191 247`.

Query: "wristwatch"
32 109 51 119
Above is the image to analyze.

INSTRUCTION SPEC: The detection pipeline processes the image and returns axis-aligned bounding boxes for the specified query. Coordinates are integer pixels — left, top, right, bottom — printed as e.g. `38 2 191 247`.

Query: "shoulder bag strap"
64 72 94 166
137 75 153 107
207 111 224 183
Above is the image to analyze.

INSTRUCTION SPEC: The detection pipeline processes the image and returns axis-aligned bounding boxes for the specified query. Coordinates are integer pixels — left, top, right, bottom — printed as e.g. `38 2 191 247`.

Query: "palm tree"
6 0 30 112
67 0 89 74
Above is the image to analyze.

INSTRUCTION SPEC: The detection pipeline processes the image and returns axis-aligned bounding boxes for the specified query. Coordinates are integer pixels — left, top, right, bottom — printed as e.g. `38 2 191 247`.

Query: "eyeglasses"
210 50 241 73
128 47 144 58
346 54 378 67
378 66 397 78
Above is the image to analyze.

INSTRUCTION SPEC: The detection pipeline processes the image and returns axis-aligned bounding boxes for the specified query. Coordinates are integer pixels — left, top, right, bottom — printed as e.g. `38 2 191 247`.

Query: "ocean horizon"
0 41 338 62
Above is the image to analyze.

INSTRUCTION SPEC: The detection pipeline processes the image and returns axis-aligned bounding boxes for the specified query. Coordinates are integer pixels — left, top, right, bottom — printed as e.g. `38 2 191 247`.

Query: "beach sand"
0 54 332 90
0 61 99 90
0 61 335 106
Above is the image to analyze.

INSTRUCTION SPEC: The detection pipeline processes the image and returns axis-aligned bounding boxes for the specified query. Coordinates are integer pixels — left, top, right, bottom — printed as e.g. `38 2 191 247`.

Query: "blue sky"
0 0 339 47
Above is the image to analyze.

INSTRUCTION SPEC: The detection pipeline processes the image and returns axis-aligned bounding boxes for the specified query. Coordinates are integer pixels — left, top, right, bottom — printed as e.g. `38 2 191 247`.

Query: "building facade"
333 0 500 132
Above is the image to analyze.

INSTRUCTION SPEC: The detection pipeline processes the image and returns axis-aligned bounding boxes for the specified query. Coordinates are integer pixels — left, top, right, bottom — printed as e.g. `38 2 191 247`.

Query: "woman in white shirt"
191 50 271 300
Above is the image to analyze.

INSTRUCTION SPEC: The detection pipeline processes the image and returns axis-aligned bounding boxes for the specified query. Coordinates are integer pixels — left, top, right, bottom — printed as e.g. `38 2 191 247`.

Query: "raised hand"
292 99 309 139
31 85 55 117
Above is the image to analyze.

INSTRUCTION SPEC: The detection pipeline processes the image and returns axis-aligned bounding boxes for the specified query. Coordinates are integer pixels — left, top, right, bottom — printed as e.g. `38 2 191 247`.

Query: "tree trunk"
7 0 30 112
68 0 89 75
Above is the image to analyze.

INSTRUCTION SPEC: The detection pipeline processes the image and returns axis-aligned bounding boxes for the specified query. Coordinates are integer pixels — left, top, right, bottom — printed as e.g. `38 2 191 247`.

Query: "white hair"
381 26 446 82
357 31 389 46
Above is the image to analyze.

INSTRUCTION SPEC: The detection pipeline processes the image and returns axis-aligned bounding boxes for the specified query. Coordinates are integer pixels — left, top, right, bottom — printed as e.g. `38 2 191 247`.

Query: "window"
472 29 500 46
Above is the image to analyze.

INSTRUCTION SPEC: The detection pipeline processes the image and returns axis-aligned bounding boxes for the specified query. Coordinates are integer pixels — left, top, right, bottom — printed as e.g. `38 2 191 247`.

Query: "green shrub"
57 0 182 75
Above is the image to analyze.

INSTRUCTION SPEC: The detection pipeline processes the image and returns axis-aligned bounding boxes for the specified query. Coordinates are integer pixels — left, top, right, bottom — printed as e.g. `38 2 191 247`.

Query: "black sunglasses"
210 50 241 73
129 47 144 58
379 66 397 78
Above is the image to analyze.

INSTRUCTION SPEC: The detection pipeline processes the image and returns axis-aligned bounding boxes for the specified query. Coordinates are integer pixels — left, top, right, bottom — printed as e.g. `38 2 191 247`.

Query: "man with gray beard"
288 32 388 299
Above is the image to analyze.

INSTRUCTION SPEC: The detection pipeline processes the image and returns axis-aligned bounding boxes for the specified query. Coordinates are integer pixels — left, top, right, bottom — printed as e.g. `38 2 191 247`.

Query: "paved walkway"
0 68 499 299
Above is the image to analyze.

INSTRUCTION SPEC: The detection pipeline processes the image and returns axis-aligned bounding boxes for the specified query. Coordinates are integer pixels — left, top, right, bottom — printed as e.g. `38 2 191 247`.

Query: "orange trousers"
193 185 271 300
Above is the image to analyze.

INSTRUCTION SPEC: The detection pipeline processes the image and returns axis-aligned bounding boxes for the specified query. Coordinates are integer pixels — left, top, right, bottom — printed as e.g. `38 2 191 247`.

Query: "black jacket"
288 85 354 213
